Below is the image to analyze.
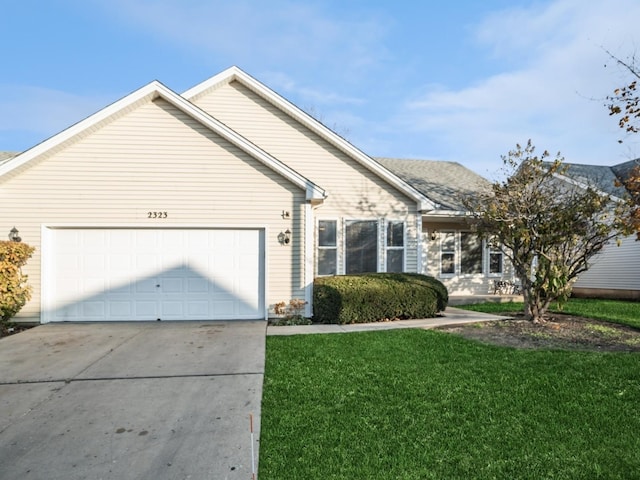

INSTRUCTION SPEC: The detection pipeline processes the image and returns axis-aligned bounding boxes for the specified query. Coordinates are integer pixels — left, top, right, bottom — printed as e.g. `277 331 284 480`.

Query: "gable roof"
550 159 639 199
183 66 436 212
0 79 325 202
376 157 491 212
0 151 18 165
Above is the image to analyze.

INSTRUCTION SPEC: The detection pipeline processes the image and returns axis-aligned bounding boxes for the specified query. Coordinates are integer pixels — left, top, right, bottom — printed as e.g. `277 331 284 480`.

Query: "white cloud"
260 71 365 107
102 0 389 91
397 0 640 176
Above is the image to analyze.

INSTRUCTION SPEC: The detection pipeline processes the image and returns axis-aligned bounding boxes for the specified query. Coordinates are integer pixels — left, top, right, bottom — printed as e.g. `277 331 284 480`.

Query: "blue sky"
1 0 639 178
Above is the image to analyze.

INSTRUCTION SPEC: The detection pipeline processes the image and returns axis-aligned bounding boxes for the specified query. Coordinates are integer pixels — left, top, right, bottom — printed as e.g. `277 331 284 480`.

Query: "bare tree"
464 141 618 323
605 50 640 239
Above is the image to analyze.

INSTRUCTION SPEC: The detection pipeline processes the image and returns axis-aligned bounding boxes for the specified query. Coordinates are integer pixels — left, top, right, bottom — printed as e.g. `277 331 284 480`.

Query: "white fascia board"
0 82 161 178
551 172 624 203
421 210 474 220
182 66 245 99
0 77 326 203
183 66 434 210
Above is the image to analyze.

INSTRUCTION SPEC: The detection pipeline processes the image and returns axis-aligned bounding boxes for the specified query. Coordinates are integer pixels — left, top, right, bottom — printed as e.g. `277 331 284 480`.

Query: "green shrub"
313 273 448 324
0 241 35 322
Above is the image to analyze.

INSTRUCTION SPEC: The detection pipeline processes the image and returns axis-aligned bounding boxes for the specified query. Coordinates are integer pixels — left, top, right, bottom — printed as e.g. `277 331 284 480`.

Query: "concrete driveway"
0 321 266 480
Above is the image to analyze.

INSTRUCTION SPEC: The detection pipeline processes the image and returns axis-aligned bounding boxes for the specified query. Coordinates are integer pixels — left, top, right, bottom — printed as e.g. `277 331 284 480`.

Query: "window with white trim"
460 232 483 275
386 221 405 272
440 231 456 275
317 220 337 276
345 220 378 274
488 238 503 275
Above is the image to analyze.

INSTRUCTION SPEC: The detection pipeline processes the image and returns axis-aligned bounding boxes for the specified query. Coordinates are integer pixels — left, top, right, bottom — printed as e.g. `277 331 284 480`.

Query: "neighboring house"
377 158 516 296
0 67 504 324
552 160 640 300
0 151 18 165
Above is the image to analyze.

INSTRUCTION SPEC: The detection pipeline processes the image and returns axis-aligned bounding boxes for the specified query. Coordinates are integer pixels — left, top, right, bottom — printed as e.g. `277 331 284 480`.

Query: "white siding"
575 236 640 291
192 81 421 273
0 98 305 321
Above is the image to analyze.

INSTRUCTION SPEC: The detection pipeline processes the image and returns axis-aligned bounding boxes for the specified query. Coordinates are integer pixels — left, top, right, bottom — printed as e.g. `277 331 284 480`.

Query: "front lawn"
459 298 640 328
259 329 640 479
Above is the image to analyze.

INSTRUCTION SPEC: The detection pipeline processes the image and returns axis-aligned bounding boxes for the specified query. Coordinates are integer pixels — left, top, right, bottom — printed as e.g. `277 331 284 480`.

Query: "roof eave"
0 82 162 178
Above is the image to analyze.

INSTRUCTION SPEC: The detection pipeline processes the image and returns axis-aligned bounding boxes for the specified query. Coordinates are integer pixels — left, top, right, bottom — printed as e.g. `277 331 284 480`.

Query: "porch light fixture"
8 227 21 242
278 229 291 245
430 230 438 241
9 227 22 242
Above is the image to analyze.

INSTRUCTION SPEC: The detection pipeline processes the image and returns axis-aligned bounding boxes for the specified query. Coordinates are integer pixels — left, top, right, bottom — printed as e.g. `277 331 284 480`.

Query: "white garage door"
45 228 265 322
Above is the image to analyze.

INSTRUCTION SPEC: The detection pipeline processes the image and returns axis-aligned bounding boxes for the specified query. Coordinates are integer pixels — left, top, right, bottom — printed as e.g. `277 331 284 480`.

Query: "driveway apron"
0 321 266 480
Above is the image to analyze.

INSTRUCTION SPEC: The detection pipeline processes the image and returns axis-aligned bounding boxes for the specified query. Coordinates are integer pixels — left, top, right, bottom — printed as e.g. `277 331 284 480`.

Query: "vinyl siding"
0 98 306 321
574 236 640 291
192 81 421 273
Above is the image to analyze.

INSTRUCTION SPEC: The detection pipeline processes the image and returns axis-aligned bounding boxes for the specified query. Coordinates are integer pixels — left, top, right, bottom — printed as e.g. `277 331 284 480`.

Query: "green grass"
459 298 640 328
259 329 640 479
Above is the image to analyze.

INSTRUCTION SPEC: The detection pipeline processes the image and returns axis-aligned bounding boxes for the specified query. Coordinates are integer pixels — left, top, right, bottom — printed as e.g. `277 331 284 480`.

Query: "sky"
1 0 639 179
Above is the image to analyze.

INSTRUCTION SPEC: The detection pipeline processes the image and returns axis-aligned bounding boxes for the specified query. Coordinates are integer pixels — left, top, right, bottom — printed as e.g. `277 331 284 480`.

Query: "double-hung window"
488 238 503 275
440 231 456 275
386 221 404 272
317 220 337 276
345 220 378 274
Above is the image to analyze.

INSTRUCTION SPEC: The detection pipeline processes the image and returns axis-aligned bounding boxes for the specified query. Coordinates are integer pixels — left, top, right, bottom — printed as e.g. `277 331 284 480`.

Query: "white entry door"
45 228 264 322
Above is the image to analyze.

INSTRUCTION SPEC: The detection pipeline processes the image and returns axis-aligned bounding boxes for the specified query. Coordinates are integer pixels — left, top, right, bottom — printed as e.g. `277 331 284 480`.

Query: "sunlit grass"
259 329 640 479
459 298 640 328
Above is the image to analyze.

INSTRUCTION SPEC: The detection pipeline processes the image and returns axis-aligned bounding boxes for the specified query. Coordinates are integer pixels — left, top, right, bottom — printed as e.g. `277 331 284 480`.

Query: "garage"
43 228 265 322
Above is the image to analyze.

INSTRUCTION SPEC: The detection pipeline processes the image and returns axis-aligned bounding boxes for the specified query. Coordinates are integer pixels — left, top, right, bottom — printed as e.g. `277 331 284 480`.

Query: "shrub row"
313 273 448 324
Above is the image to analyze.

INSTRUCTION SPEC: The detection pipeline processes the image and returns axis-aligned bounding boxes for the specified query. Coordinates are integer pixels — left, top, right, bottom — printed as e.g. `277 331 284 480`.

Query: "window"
440 231 456 275
317 220 337 276
460 232 483 275
386 221 404 272
346 220 378 274
488 239 503 275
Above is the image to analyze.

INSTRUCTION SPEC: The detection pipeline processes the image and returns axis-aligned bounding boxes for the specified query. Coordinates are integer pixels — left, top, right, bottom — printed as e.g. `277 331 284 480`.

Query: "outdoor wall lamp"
430 230 438 241
278 229 291 245
8 227 21 242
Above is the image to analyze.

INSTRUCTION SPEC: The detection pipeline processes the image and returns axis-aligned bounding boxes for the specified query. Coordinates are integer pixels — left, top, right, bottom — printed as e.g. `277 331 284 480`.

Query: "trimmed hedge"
313 273 448 324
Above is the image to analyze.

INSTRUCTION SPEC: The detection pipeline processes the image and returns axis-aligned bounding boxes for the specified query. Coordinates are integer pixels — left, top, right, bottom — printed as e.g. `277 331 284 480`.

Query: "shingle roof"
375 157 492 211
555 159 639 198
0 151 18 165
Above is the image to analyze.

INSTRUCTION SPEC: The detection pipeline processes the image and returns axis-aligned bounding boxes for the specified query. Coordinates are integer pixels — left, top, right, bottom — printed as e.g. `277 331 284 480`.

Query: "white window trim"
316 218 339 277
439 230 457 278
384 220 406 273
486 238 504 277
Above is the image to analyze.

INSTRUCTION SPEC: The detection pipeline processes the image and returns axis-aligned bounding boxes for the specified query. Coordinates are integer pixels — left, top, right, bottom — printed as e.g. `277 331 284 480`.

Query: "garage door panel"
109 302 133 317
46 229 264 322
187 278 209 293
187 302 209 316
82 302 106 318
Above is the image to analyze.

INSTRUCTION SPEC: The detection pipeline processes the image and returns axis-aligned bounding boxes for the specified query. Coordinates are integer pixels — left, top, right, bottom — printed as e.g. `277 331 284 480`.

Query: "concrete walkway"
268 306 507 336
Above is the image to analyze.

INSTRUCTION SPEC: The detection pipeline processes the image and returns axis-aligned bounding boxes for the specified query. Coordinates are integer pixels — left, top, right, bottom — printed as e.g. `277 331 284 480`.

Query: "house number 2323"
147 211 168 219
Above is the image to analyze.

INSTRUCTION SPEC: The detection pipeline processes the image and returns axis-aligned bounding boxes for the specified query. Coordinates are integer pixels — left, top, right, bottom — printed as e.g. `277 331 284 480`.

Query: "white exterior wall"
191 81 421 274
0 98 305 321
574 236 640 293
